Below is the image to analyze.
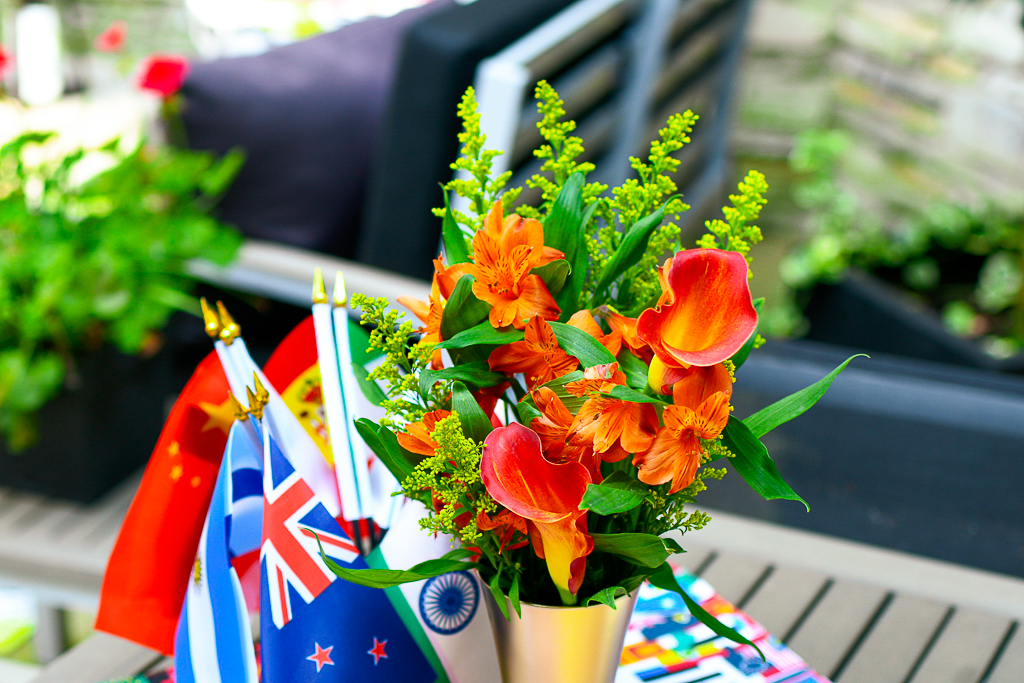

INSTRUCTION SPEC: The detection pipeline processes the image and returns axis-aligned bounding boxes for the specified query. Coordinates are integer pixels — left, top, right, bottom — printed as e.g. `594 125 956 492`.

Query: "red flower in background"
95 20 128 53
0 45 13 79
138 54 189 98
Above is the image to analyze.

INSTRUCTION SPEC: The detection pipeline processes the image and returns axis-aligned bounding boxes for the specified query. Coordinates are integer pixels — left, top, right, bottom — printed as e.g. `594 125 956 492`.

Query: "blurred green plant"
0 132 242 450
780 129 1024 359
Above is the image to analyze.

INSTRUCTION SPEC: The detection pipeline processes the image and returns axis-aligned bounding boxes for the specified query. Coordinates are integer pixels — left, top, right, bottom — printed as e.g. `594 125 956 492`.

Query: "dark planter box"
700 338 1024 579
0 285 309 503
802 269 1024 373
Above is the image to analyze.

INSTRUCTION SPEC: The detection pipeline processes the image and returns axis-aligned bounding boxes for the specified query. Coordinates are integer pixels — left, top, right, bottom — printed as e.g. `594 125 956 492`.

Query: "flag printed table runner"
617 567 831 683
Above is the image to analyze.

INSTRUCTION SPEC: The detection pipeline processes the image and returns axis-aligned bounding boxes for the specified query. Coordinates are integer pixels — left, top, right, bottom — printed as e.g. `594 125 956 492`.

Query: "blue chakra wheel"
419 570 479 635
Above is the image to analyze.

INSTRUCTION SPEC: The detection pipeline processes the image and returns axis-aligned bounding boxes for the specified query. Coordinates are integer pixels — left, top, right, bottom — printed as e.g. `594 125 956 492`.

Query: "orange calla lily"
635 249 757 369
470 200 563 329
488 316 579 389
633 364 733 493
480 423 593 601
568 310 623 356
396 409 451 456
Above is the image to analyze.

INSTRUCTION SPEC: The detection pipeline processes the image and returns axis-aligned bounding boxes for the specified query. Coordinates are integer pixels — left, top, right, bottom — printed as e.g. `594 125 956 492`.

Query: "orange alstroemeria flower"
635 249 757 372
477 508 530 552
530 387 601 482
488 316 578 389
396 409 451 456
565 364 658 463
633 364 733 493
470 200 563 329
602 308 654 364
481 423 593 601
398 258 472 369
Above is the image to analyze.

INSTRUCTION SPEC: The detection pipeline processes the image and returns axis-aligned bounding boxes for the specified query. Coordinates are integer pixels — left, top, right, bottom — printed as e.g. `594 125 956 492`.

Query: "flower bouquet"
323 83 859 683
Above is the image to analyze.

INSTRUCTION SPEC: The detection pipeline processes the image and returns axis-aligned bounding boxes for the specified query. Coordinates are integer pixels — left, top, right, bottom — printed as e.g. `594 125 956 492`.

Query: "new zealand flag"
259 434 442 683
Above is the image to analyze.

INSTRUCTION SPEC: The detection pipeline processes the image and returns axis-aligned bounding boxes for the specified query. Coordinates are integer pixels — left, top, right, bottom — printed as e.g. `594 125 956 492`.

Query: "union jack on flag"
258 432 441 683
261 436 359 629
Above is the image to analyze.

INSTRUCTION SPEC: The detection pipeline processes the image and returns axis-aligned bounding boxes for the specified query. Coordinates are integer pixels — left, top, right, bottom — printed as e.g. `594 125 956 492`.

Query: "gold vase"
485 590 639 683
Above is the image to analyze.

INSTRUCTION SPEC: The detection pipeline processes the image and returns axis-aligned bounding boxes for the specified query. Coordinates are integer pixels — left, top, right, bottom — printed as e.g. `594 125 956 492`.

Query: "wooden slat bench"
31 507 1024 683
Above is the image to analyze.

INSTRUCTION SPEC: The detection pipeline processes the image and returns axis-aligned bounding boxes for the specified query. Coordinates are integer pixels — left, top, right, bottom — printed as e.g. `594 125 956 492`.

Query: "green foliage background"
0 132 242 450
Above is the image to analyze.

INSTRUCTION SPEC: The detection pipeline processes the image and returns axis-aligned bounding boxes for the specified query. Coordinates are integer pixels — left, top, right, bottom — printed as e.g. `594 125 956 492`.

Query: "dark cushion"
356 0 577 280
180 0 452 258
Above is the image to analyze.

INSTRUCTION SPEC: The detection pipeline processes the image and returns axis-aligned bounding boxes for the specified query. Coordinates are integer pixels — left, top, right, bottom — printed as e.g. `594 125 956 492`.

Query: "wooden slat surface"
907 607 1012 683
697 550 771 606
985 624 1024 683
31 632 163 683
786 580 888 678
835 594 949 683
741 565 830 639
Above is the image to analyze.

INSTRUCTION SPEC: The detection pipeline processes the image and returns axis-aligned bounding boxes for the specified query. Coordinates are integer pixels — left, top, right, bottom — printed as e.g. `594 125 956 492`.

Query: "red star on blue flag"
368 638 388 666
307 642 334 672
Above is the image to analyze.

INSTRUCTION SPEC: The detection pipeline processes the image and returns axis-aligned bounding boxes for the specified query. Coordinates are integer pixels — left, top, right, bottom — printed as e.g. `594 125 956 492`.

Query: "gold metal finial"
229 393 249 421
332 271 347 308
216 301 240 345
312 268 328 304
246 385 264 420
200 298 222 339
253 373 269 406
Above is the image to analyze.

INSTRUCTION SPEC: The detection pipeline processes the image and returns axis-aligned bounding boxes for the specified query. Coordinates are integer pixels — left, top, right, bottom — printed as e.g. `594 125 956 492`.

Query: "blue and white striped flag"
173 419 260 683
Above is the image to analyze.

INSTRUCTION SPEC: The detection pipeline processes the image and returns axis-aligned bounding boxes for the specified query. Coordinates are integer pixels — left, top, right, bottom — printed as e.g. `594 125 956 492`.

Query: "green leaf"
313 532 478 587
434 321 524 351
590 532 672 568
489 568 510 621
533 259 571 296
590 198 676 304
439 275 491 341
531 370 587 413
509 574 522 618
745 354 866 437
662 537 684 554
354 419 420 482
585 585 627 609
730 298 764 370
543 172 585 263
419 361 505 395
352 364 387 407
559 200 602 317
451 381 492 442
548 321 616 367
605 384 668 406
200 147 245 198
721 416 808 511
647 563 764 660
579 471 649 514
616 348 650 391
442 190 471 265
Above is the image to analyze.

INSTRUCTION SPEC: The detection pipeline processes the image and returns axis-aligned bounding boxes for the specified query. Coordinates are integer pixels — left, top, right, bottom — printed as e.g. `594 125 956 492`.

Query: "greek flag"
173 420 259 683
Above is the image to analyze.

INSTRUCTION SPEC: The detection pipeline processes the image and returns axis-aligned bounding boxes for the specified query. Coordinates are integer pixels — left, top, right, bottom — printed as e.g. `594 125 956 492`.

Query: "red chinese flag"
95 351 233 655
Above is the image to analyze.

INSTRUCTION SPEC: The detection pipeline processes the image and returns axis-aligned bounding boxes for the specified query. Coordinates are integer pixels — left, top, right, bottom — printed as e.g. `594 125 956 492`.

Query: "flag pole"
311 268 365 527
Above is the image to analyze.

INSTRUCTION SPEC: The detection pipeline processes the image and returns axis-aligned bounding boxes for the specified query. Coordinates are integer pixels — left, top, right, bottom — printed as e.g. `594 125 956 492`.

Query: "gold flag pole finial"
246 385 265 420
229 393 249 421
253 373 270 406
333 271 347 308
200 297 222 339
216 301 240 345
313 268 328 305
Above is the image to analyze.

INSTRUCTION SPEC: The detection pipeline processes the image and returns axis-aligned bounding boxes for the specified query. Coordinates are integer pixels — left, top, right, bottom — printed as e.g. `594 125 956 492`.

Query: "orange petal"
509 275 561 330
633 415 702 494
567 310 604 337
672 363 733 411
396 296 430 325
636 249 757 367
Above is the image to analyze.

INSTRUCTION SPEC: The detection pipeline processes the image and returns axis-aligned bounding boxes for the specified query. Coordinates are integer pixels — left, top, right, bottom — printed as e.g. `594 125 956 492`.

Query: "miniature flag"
370 501 501 683
173 420 259 683
259 431 444 683
96 352 232 655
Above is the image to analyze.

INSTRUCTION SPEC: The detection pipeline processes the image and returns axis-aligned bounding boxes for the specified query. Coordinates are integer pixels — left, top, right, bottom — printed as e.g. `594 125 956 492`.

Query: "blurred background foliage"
0 133 241 450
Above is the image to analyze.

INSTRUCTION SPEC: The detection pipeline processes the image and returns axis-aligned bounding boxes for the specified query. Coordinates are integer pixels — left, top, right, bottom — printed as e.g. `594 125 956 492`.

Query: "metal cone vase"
485 590 639 683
